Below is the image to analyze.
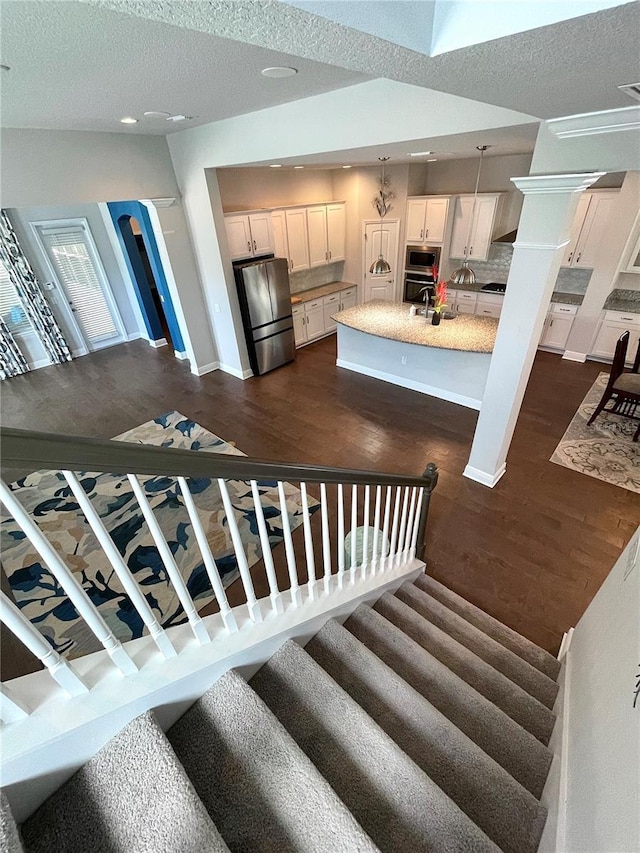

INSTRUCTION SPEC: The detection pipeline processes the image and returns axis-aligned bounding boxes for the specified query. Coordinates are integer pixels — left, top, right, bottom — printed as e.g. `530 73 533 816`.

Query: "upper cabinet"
405 196 449 244
285 208 311 272
561 191 618 268
326 203 346 262
271 210 289 261
449 194 500 262
307 206 329 267
224 212 274 261
624 226 640 273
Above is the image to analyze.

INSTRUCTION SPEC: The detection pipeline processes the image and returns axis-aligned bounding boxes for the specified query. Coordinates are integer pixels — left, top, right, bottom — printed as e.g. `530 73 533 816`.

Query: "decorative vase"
431 310 441 326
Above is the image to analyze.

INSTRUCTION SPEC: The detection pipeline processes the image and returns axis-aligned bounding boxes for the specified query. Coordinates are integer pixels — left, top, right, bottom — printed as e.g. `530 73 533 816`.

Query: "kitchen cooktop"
480 282 507 293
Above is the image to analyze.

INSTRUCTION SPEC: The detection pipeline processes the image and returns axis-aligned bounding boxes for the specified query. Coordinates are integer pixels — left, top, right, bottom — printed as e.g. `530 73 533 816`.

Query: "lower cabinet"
293 287 357 347
540 303 577 350
591 310 640 364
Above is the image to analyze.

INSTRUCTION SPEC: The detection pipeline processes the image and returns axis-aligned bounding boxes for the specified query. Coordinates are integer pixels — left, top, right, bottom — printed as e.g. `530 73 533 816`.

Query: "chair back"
606 331 630 390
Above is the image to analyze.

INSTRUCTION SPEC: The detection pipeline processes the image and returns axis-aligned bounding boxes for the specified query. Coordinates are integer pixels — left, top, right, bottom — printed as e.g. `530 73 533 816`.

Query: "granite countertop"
333 300 498 353
451 281 584 306
603 288 640 313
291 281 356 305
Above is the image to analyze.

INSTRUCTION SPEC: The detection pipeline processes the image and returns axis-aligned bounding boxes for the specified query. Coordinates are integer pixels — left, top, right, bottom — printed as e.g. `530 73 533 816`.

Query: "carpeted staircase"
3 573 561 853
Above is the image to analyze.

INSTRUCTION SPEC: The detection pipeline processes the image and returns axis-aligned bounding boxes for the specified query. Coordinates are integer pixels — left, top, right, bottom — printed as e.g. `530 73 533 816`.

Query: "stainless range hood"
492 229 518 244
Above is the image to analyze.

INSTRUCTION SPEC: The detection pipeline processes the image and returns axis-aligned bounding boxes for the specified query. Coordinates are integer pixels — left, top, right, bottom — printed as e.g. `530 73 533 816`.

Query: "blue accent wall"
108 201 185 352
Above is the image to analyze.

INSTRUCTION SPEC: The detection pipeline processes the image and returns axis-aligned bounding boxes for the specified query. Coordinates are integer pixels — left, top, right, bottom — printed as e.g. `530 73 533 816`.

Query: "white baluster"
300 482 317 601
128 475 210 644
0 684 30 724
389 487 402 567
337 484 345 589
381 486 392 573
217 478 262 623
0 481 136 676
320 483 332 595
361 485 370 579
371 486 382 575
250 480 284 615
64 471 177 658
177 477 238 633
277 481 302 608
404 487 418 559
396 487 410 567
0 591 88 696
411 488 425 556
350 484 358 585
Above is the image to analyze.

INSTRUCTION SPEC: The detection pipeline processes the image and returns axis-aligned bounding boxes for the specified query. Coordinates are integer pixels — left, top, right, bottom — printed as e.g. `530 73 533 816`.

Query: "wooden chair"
587 331 640 441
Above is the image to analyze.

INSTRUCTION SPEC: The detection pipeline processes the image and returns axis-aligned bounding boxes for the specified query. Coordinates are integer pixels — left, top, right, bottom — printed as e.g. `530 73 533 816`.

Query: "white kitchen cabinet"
326 203 346 261
323 292 340 334
624 228 640 273
405 197 449 243
292 304 306 346
540 303 577 350
294 285 358 347
307 206 329 267
305 300 325 340
285 209 310 272
561 191 618 268
450 289 478 314
224 213 274 260
591 310 640 364
475 295 503 319
449 194 500 262
340 287 357 311
271 210 289 261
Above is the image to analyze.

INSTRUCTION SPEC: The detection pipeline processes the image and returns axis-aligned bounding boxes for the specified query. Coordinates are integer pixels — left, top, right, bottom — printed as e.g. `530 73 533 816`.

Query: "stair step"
306 619 547 853
375 592 556 743
345 604 552 798
250 639 500 853
168 669 377 853
20 711 228 853
399 582 559 708
415 574 561 680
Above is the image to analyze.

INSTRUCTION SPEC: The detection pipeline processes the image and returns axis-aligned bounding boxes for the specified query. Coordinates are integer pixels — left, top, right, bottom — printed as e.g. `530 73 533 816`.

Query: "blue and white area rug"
550 373 639 493
1 412 318 658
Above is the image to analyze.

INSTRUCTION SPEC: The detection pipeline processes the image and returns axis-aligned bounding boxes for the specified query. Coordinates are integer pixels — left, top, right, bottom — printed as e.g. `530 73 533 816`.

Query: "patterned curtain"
0 315 29 380
0 210 72 365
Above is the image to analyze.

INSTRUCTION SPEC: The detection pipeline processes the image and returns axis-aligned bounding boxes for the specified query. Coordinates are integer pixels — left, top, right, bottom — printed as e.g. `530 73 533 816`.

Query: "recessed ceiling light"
166 114 195 123
120 116 138 124
270 164 283 168
0 64 10 72
426 158 438 162
294 166 304 169
144 111 171 119
409 151 433 157
261 66 298 78
342 165 352 169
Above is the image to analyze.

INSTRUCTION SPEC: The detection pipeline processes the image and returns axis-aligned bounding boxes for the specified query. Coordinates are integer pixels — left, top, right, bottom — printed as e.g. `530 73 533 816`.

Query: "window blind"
0 259 32 336
39 227 118 343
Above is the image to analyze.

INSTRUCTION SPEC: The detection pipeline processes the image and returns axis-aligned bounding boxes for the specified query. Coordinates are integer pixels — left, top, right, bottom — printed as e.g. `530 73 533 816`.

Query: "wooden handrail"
0 428 438 490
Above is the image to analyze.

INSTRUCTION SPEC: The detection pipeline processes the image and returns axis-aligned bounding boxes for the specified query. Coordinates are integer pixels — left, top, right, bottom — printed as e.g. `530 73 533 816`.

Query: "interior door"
363 220 399 302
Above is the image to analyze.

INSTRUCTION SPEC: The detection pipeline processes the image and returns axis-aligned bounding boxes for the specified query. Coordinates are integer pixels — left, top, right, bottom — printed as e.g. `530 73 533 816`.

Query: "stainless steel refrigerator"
233 256 296 376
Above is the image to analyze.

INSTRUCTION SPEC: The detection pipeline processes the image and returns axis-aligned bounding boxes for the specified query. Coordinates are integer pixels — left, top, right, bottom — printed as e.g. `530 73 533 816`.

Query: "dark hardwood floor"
2 335 638 658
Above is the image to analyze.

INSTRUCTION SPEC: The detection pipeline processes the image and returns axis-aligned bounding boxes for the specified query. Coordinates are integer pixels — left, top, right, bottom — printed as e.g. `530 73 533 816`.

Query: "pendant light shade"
449 145 490 288
370 156 392 276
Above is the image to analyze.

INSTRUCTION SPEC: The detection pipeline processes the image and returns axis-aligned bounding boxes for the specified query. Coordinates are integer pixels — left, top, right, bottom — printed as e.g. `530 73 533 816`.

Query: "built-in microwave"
405 244 441 275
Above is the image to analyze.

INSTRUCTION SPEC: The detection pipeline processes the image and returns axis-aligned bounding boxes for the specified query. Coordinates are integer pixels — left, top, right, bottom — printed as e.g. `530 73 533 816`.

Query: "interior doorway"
363 219 400 302
128 217 173 352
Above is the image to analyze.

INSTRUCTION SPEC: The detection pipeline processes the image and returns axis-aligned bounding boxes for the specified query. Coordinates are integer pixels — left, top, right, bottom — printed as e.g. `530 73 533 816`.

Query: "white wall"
218 168 336 211
562 527 639 853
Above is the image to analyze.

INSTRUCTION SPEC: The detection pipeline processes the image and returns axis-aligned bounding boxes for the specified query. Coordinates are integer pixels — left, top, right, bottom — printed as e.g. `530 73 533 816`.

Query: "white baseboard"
562 351 588 363
27 357 52 371
219 363 254 380
149 338 168 348
336 358 482 411
557 626 574 661
127 332 143 342
462 463 507 488
191 361 219 377
174 350 188 361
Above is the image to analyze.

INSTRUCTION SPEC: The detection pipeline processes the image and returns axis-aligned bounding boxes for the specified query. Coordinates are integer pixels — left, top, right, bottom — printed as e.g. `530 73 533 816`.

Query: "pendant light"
370 157 392 276
449 145 490 287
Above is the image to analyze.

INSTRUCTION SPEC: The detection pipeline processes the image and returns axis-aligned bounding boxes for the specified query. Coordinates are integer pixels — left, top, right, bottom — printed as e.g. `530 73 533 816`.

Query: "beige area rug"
1 412 318 658
550 373 640 493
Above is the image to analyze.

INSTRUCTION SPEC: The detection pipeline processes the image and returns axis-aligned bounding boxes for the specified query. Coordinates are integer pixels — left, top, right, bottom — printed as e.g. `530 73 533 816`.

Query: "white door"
326 204 346 262
307 206 328 267
424 198 449 243
363 220 399 302
285 209 310 272
35 221 125 352
449 197 474 258
405 199 427 242
561 193 590 266
248 213 273 256
225 215 253 260
573 192 617 268
304 301 325 340
271 210 289 262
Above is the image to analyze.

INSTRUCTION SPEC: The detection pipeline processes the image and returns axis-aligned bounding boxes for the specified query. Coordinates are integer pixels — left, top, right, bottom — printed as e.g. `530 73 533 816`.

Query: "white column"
464 173 603 488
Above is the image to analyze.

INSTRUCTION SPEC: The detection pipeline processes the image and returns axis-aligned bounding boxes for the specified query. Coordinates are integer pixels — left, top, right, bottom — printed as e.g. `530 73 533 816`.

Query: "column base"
463 463 507 489
562 351 588 363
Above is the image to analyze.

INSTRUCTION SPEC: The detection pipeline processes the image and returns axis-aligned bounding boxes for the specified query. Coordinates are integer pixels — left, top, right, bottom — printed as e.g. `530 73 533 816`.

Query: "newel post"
416 462 438 561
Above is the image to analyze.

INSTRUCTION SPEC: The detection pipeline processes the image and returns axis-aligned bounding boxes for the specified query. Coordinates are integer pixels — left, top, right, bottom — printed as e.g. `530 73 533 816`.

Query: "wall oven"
404 271 434 305
405 244 441 275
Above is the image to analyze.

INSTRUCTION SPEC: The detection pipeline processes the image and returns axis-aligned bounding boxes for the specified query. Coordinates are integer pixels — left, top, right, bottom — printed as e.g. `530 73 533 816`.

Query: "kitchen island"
333 300 499 410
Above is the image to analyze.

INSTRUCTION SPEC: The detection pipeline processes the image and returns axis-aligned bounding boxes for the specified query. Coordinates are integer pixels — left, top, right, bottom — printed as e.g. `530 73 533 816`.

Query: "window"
0 258 32 336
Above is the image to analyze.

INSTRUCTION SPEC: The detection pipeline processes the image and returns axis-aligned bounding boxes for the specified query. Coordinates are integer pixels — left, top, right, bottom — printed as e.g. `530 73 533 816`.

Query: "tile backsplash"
290 261 346 295
455 242 592 294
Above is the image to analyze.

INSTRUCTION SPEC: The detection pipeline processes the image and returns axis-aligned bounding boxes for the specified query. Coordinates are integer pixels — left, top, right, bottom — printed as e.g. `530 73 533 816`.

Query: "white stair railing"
0 427 438 726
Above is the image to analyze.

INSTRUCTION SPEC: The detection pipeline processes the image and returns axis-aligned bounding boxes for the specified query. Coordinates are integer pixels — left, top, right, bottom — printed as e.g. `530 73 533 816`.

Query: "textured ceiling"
0 1 369 133
96 0 640 119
